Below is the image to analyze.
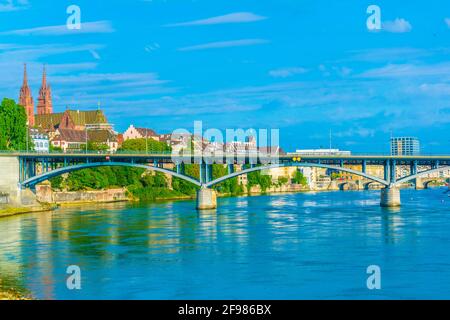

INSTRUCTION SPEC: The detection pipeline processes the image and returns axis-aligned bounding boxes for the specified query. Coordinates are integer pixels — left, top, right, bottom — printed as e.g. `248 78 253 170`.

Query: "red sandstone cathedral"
19 64 53 126
17 64 119 152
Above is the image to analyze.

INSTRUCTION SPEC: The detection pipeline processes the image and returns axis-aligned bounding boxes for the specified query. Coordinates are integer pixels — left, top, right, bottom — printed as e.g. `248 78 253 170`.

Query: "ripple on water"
0 188 449 299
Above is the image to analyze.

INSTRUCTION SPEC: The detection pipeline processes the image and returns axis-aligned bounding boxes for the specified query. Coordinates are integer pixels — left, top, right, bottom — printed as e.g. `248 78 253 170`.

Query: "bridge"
0 152 449 209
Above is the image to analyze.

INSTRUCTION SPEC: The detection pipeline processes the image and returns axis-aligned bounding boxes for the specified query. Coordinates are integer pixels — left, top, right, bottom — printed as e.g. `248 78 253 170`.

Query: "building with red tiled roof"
52 128 118 152
52 129 87 152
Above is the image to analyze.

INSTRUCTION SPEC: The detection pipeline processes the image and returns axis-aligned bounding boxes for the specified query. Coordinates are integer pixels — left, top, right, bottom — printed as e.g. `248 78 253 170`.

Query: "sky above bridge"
0 0 450 153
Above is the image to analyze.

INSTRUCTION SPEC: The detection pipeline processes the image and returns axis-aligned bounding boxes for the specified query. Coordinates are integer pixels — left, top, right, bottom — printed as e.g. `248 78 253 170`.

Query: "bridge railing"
0 150 175 156
1 150 450 158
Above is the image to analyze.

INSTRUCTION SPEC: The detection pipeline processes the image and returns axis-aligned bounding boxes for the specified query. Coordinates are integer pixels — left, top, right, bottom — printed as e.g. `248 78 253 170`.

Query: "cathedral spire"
42 64 47 88
23 63 28 86
19 63 35 126
37 64 53 115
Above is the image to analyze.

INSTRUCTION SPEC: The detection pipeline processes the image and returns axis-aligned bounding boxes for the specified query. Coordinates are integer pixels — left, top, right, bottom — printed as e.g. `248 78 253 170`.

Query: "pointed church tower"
37 65 53 115
19 63 35 126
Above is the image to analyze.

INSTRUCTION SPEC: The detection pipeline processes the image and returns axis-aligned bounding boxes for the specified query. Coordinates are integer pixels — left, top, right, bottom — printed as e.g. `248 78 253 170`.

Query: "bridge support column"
380 187 401 207
196 187 217 210
415 177 425 190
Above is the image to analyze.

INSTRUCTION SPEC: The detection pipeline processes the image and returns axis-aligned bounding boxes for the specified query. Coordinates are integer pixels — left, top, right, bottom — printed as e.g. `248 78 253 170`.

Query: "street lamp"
146 130 148 154
26 121 29 152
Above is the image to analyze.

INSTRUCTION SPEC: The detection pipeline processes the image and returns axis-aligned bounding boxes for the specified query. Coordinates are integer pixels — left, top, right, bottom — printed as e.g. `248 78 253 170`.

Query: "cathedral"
18 64 53 126
17 64 118 152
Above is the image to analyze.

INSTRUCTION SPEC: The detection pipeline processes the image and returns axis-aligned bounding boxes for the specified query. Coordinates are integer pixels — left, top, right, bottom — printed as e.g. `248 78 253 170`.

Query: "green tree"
0 98 28 151
119 138 171 153
172 164 200 196
330 172 342 181
211 164 243 196
49 144 63 153
87 141 109 152
49 176 64 190
278 177 289 186
292 170 308 185
247 170 272 192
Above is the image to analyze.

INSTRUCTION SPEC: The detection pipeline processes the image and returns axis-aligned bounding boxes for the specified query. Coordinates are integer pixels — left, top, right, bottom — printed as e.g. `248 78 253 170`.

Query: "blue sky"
1 0 450 153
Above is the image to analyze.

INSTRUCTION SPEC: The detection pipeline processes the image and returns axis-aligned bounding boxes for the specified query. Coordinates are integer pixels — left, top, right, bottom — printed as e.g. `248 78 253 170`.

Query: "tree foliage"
211 164 244 196
247 170 272 192
119 138 171 153
0 98 28 151
87 141 109 152
292 170 308 185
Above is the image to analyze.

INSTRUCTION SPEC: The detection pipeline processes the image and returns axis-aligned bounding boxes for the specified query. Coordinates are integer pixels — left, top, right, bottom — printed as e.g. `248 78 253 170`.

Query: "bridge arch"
20 162 202 188
204 163 389 188
363 181 379 190
423 179 439 189
394 166 450 187
338 181 359 191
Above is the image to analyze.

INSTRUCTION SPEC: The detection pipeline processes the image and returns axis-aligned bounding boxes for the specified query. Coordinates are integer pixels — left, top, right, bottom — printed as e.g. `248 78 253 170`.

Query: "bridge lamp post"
26 121 29 152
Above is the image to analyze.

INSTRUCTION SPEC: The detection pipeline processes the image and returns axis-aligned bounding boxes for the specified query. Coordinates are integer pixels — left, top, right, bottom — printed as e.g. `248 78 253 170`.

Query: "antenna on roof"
97 101 101 110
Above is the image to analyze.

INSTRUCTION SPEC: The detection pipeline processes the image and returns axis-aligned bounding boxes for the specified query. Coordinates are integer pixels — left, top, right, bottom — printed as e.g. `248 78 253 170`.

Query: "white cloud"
335 127 376 138
90 50 101 60
0 43 105 62
164 12 267 27
359 63 450 78
0 0 29 12
144 43 160 53
349 48 432 62
382 18 412 33
445 18 450 28
178 39 269 52
0 20 114 36
269 67 308 78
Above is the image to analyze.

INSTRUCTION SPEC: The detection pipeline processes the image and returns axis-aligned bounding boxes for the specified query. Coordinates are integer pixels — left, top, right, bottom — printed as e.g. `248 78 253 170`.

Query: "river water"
0 188 449 300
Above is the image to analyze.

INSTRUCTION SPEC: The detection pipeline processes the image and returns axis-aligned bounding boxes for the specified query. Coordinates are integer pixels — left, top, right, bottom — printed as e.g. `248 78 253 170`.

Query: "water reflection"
0 189 449 299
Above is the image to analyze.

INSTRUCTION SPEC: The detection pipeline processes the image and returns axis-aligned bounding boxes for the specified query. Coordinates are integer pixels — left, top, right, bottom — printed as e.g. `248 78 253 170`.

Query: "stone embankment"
35 182 129 205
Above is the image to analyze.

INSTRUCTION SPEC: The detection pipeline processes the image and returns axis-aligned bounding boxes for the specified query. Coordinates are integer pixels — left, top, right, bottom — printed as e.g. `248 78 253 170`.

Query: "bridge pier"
415 177 425 190
380 187 401 207
196 187 217 210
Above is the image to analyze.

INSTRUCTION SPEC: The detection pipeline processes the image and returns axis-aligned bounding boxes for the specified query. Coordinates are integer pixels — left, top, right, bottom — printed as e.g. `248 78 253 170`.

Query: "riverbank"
0 203 56 218
0 279 32 300
0 289 31 300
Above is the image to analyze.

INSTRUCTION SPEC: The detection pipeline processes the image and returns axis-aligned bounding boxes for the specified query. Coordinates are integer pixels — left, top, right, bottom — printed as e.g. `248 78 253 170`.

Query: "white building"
290 149 351 156
390 137 420 156
30 129 49 153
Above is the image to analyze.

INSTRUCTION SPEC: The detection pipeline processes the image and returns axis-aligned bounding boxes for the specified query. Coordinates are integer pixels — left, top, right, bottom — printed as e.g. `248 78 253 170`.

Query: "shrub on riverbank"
50 167 194 200
48 163 246 201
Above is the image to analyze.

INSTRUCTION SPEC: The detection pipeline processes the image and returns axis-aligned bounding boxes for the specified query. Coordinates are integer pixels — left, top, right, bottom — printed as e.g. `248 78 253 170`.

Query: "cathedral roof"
34 113 64 130
88 130 118 143
67 110 108 126
34 109 108 130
